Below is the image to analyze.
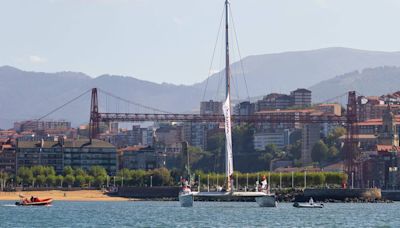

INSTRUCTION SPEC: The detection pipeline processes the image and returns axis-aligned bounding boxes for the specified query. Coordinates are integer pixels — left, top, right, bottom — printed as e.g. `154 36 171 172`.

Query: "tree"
74 168 86 177
44 166 56 177
286 140 302 160
75 175 86 187
94 176 106 187
311 140 329 163
85 176 94 188
46 175 56 187
56 175 64 187
151 168 172 186
265 144 284 158
65 175 75 187
0 172 9 191
36 175 46 187
326 127 346 147
17 167 33 186
232 124 255 154
31 166 45 177
89 166 107 178
327 146 339 160
134 170 147 186
63 166 74 176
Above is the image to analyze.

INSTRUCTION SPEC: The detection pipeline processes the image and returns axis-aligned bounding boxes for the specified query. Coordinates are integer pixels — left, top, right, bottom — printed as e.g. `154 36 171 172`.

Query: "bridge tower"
89 88 100 140
344 91 361 188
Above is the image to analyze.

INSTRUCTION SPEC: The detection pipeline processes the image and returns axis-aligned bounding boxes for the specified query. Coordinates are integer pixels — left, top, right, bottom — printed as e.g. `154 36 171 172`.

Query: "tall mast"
223 0 234 192
225 0 230 100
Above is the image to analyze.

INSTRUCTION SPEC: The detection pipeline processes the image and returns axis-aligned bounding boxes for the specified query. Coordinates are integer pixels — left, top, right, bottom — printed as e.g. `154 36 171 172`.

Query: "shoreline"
0 190 131 202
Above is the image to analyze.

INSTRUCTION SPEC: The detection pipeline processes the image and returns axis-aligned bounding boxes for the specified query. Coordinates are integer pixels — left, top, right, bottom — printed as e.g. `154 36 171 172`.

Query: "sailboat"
179 142 196 207
181 0 277 207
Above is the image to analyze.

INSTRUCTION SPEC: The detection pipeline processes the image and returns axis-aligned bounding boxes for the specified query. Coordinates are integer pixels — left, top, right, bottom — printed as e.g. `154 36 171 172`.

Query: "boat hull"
293 202 324 208
16 199 53 206
255 195 277 207
179 193 194 207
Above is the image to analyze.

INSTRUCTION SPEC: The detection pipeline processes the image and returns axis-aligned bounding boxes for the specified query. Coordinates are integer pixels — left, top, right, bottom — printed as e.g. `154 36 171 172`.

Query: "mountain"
0 66 203 128
3 47 400 128
197 47 400 100
309 66 400 103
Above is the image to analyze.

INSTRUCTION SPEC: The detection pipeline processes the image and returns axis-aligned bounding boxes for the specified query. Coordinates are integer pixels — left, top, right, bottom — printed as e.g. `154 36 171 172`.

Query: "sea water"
0 201 399 227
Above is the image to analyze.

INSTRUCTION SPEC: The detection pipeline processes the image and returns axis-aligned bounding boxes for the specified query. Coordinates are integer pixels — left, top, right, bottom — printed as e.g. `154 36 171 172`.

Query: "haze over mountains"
2 47 400 128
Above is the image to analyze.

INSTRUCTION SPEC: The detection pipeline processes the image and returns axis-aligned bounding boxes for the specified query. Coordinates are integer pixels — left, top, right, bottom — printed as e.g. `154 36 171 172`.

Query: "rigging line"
202 6 225 102
37 89 92 121
230 43 240 101
229 5 250 102
215 30 226 102
98 89 172 114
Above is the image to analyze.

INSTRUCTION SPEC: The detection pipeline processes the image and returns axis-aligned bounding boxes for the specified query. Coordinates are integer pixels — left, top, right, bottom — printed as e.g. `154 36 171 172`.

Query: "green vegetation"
311 127 346 165
8 166 347 189
193 171 347 189
165 125 347 172
15 165 109 188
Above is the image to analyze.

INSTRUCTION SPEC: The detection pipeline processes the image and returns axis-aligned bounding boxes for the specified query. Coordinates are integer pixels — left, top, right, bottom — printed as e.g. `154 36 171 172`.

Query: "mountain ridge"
3 47 400 128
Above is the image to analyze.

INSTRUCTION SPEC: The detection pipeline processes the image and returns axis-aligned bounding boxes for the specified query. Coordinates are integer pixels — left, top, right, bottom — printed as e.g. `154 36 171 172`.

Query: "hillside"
310 66 400 102
3 47 400 128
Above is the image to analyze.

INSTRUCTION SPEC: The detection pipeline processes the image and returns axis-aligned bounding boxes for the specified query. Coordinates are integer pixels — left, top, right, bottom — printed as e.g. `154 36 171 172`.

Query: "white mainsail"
223 93 234 184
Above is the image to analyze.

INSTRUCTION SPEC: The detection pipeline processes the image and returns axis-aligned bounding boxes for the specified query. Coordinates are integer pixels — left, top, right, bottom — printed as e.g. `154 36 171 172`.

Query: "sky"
2 0 400 85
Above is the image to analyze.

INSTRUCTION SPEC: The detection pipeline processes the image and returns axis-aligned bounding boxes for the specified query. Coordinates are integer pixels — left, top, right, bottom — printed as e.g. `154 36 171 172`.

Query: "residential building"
290 88 312 107
301 123 320 165
200 100 223 115
315 103 342 116
0 142 16 174
253 130 291 150
234 101 255 115
362 106 400 189
16 139 117 175
256 93 293 111
14 120 71 132
118 146 166 170
378 106 399 146
155 124 183 146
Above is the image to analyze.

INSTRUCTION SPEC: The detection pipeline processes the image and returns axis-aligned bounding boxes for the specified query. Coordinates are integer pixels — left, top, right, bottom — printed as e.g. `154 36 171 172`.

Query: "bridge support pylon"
89 88 100 141
344 91 361 188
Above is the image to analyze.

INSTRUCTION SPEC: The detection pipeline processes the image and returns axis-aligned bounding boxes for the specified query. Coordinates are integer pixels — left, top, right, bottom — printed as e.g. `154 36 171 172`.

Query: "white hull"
255 195 277 207
179 193 194 207
293 202 324 208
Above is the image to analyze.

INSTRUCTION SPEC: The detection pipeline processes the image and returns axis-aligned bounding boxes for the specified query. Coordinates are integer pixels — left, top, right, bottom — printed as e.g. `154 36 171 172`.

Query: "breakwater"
117 187 391 202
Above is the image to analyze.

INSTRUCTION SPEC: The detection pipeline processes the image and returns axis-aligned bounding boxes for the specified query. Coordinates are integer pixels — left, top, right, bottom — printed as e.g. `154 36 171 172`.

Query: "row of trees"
114 169 347 188
6 166 347 189
192 171 347 189
16 165 108 188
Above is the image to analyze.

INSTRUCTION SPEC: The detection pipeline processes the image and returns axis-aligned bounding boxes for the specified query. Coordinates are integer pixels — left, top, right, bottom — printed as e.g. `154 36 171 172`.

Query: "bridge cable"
98 89 172 114
37 89 92 121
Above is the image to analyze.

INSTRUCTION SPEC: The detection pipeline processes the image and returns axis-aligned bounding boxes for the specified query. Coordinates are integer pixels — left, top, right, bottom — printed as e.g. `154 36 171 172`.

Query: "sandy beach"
0 190 130 202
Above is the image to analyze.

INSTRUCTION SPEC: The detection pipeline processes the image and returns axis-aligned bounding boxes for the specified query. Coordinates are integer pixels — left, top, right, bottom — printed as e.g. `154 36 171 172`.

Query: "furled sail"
223 93 234 180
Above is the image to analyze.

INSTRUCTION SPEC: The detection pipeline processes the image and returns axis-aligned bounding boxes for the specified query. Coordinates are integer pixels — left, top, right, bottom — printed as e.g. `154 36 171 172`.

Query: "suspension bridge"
28 87 361 187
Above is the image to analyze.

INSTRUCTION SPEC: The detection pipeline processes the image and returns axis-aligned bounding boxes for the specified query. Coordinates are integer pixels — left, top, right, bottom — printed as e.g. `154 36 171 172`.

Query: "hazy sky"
2 0 400 85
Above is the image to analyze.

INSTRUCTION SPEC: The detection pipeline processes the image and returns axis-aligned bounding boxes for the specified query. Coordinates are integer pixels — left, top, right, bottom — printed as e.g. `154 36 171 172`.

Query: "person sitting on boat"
30 196 34 202
180 178 191 193
261 175 270 193
309 197 314 205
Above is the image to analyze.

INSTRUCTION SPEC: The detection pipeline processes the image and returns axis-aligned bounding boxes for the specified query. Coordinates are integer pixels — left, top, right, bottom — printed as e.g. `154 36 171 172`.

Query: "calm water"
1 201 400 227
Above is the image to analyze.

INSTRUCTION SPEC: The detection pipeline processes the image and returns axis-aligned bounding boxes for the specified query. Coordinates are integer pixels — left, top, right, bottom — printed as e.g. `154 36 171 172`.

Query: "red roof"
376 145 400 153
